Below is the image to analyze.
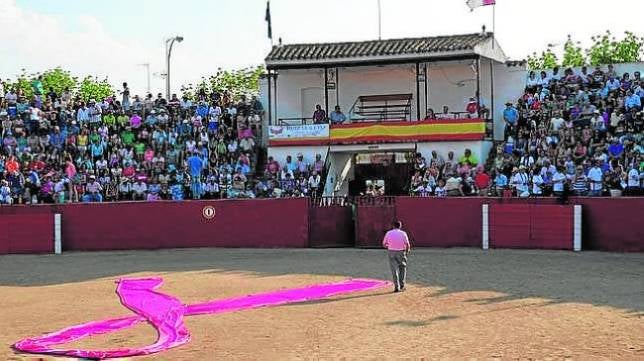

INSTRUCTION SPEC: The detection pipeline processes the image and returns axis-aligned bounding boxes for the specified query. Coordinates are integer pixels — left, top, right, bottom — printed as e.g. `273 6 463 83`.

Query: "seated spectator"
424 108 436 120
82 175 103 203
434 178 447 197
435 105 454 120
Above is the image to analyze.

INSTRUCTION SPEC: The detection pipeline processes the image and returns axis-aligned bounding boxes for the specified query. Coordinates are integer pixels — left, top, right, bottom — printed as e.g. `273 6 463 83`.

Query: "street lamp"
165 35 184 100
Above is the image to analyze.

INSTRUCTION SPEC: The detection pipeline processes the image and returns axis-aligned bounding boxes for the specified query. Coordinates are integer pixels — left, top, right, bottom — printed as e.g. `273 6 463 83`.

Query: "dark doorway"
349 153 414 196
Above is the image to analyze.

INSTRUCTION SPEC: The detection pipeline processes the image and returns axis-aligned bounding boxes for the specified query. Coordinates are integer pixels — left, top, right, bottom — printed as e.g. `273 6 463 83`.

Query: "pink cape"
14 277 389 359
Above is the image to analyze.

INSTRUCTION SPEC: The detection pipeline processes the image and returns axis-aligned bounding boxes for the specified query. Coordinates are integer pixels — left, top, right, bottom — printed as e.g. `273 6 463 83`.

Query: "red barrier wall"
309 206 354 247
489 204 573 250
395 197 486 248
355 203 396 248
572 198 644 252
0 197 642 253
0 214 53 254
0 198 308 251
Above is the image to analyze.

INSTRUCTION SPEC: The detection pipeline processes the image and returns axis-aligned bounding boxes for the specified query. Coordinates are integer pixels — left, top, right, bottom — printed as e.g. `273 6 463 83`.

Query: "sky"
1 0 643 95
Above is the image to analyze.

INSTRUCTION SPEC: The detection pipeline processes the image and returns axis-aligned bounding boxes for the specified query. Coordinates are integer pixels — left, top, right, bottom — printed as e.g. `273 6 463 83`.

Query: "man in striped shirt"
382 221 411 293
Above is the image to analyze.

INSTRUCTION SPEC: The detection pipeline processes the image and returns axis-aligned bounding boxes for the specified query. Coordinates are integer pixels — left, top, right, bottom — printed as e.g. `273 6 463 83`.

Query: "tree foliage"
77 76 115 102
4 67 113 101
527 49 559 71
527 31 643 70
181 66 265 101
562 35 586 67
41 67 78 95
586 30 644 66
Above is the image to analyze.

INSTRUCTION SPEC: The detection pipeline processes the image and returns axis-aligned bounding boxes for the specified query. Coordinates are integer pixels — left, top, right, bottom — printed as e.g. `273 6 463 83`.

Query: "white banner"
268 124 329 140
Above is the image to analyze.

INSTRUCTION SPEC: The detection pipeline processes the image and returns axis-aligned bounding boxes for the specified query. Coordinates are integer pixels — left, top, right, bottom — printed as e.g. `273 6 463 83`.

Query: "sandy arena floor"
0 248 642 360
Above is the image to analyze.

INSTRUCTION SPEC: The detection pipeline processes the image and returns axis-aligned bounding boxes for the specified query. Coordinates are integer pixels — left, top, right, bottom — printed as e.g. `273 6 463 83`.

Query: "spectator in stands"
312 104 326 124
424 108 436 120
503 101 519 138
465 97 479 118
459 149 478 167
83 175 103 202
436 105 454 119
329 105 347 124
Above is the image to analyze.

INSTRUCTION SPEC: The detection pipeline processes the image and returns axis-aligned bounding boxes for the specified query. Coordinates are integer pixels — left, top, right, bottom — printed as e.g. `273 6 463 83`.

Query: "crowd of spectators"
410 65 643 198
498 65 642 197
0 78 269 205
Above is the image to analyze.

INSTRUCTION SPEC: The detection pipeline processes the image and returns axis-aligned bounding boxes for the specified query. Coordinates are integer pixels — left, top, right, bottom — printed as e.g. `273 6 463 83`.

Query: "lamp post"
165 36 184 100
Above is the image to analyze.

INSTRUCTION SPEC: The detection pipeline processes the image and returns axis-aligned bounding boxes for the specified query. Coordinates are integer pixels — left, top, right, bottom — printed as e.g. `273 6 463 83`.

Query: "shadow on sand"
1 248 642 313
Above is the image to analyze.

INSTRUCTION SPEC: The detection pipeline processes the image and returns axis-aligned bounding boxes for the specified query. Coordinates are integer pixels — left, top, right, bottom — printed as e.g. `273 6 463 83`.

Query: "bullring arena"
2 2 644 359
1 197 643 360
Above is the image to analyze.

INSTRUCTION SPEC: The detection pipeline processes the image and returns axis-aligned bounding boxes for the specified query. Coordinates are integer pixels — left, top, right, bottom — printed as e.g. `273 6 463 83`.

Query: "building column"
415 63 421 121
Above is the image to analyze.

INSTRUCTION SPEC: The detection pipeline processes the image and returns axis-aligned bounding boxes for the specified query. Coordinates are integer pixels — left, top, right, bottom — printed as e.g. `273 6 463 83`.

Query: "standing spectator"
572 166 588 196
474 167 490 196
121 82 131 111
329 105 347 124
503 102 519 138
626 164 641 196
312 104 326 124
187 151 204 200
587 161 604 196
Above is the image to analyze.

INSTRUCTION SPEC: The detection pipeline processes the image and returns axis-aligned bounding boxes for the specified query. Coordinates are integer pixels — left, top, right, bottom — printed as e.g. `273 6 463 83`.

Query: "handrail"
277 117 314 126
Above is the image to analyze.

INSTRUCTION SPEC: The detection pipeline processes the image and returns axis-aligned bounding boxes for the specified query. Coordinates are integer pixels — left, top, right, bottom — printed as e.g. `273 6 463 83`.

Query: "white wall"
275 69 324 122
491 62 527 140
337 64 417 118
267 145 329 168
273 62 487 123
426 60 479 114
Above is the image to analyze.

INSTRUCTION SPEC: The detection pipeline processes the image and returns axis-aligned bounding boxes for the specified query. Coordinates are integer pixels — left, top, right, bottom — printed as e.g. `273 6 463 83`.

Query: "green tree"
181 66 265 101
41 67 78 95
78 76 114 102
527 49 559 70
7 69 37 99
562 35 586 67
586 30 643 66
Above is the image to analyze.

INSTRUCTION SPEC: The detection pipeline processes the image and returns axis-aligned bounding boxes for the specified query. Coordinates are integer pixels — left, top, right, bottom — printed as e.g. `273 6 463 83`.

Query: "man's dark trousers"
388 250 407 291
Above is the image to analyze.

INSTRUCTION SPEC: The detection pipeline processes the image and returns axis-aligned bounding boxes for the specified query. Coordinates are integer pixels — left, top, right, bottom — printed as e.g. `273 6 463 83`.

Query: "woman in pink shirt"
143 147 155 171
65 160 77 180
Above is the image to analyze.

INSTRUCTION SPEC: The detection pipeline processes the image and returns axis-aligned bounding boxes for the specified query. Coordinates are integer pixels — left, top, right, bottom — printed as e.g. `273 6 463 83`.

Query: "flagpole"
492 3 496 49
378 0 382 40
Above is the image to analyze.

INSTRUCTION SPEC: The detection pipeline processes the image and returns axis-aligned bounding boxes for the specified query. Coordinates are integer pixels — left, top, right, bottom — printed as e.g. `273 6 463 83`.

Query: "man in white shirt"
132 179 148 201
531 171 544 196
540 160 556 180
550 112 565 132
552 167 567 197
587 161 604 197
511 166 530 197
626 165 641 196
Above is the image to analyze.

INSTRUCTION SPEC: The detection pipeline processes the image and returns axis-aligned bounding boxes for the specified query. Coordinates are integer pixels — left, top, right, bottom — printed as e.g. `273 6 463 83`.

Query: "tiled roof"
266 33 492 65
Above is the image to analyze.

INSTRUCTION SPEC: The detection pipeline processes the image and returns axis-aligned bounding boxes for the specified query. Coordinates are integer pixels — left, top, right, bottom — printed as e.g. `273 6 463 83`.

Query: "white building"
260 30 527 196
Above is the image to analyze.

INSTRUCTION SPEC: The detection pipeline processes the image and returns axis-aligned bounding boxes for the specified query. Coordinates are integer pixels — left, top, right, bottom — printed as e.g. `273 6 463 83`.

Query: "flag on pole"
466 0 495 11
265 1 273 40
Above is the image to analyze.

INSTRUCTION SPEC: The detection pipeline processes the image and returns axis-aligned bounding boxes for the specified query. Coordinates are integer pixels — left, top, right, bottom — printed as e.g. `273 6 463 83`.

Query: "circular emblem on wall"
202 206 216 220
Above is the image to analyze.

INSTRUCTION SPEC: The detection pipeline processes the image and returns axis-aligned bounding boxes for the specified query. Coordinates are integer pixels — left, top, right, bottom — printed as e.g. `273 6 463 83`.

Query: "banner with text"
268 124 330 146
